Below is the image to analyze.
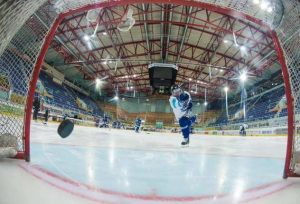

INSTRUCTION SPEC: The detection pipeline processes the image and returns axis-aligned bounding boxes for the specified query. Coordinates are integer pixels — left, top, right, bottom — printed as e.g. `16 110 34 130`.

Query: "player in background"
239 123 247 136
43 108 50 125
134 117 142 133
63 112 69 120
239 124 244 136
33 95 40 121
100 114 109 128
169 84 196 146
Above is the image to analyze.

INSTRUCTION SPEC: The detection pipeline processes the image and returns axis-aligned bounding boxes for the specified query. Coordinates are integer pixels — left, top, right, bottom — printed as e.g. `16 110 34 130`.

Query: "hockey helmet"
171 84 182 96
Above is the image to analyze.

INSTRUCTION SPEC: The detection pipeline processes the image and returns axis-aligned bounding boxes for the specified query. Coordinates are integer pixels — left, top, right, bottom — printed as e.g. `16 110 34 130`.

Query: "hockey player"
134 117 142 133
169 84 196 146
239 123 247 136
32 95 40 121
100 114 109 128
43 108 50 125
63 113 69 120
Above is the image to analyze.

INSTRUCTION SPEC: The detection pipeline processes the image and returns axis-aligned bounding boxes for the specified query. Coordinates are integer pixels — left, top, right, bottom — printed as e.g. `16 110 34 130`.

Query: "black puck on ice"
57 119 74 138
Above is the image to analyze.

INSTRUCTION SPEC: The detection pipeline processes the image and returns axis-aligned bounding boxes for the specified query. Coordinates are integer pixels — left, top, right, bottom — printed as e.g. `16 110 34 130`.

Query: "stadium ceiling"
42 3 280 99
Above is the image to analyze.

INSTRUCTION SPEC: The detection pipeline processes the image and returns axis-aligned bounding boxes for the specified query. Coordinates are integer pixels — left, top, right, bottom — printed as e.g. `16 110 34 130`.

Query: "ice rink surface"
1 122 300 204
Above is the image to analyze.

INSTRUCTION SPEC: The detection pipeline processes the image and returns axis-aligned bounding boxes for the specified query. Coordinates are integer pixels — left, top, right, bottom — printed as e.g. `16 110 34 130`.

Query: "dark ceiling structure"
43 3 280 100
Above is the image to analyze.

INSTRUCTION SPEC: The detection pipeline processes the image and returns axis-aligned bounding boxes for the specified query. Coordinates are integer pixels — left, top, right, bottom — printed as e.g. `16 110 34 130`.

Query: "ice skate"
181 138 189 146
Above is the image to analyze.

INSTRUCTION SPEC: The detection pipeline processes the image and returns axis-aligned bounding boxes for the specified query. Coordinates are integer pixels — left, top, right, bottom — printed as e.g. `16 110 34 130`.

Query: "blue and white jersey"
135 118 142 126
169 91 192 121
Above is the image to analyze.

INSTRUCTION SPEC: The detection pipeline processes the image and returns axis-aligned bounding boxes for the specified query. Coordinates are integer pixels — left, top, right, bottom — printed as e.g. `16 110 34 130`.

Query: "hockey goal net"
0 0 299 177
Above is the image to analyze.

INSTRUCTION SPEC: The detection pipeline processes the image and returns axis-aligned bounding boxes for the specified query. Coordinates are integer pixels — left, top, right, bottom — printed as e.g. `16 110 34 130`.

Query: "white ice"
1 122 300 204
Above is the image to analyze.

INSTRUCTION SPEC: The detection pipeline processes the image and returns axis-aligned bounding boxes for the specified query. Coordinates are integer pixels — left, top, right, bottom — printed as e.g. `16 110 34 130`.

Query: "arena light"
240 45 247 52
113 95 119 100
102 56 110 65
95 78 104 90
260 1 270 10
204 101 208 106
224 86 229 92
240 45 248 58
102 32 107 35
223 39 228 43
87 42 92 50
83 34 90 41
253 0 272 13
253 0 260 4
95 78 101 85
267 7 273 13
240 71 247 82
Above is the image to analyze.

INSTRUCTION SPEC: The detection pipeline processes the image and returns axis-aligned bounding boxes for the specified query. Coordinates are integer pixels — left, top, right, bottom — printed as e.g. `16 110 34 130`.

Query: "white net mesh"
0 0 48 56
0 0 298 175
275 0 300 175
0 2 57 158
0 133 17 158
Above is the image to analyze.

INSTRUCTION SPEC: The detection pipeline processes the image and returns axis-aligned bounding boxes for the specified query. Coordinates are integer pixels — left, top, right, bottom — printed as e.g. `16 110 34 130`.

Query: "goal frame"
15 0 295 177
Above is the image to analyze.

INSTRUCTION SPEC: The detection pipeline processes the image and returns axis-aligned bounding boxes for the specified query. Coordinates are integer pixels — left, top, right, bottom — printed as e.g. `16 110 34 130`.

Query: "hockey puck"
57 119 74 138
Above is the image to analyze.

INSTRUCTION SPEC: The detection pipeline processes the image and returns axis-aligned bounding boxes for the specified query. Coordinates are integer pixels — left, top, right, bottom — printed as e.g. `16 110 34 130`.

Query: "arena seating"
0 51 103 118
0 50 29 95
68 87 103 116
38 71 102 117
211 85 286 126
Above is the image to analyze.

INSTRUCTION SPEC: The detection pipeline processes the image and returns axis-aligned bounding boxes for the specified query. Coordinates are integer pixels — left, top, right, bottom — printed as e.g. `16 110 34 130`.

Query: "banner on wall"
43 62 64 81
269 95 287 117
35 79 52 98
76 97 89 111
